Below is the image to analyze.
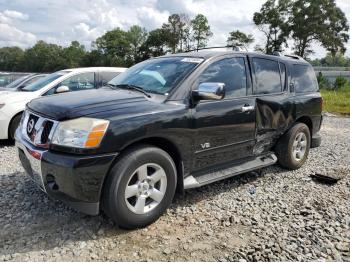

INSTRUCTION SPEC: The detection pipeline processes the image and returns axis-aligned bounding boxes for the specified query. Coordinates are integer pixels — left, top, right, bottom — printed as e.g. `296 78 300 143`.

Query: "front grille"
26 114 39 139
40 121 54 144
21 110 58 147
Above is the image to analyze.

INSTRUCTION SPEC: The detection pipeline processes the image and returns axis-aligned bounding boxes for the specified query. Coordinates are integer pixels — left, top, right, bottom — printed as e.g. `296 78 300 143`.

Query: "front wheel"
103 145 177 229
275 123 311 170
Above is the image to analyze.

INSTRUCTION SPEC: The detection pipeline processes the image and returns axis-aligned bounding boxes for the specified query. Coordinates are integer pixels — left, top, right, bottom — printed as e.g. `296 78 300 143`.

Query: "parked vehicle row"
0 73 47 92
0 72 32 87
0 67 126 140
14 50 322 229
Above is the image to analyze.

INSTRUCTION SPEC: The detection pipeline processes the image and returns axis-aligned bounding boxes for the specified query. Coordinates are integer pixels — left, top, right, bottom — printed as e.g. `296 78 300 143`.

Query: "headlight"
52 118 109 149
0 103 5 109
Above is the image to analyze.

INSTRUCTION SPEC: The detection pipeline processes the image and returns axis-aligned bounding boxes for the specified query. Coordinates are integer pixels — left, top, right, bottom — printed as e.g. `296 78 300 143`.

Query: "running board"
184 153 277 189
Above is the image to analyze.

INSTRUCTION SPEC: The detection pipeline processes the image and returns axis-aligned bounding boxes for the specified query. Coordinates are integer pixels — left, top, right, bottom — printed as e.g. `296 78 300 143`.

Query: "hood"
0 90 38 103
27 88 166 120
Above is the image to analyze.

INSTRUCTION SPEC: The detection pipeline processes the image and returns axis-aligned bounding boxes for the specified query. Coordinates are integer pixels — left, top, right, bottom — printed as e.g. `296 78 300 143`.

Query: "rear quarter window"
293 65 318 93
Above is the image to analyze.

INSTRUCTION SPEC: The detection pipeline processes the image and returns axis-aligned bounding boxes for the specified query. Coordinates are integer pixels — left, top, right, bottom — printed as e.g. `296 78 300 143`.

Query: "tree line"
0 0 349 73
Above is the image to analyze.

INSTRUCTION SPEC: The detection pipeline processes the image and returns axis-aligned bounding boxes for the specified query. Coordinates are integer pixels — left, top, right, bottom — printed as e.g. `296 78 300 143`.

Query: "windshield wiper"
108 83 151 98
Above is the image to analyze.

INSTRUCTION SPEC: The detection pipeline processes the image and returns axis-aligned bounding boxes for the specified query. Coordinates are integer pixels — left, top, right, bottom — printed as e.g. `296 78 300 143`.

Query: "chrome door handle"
241 105 255 112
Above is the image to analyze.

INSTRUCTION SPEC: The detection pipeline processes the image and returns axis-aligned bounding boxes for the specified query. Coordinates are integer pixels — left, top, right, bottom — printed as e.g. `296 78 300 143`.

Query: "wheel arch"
100 136 185 205
8 111 23 139
295 116 313 135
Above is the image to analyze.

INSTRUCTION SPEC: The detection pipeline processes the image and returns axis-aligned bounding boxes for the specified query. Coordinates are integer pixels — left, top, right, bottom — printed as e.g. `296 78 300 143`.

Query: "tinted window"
293 65 318 93
24 75 46 86
109 57 201 95
198 57 247 98
253 58 282 94
100 72 120 86
280 63 286 90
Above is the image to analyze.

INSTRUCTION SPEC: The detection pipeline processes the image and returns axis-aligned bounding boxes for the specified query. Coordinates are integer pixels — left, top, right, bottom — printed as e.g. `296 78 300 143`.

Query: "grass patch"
321 85 350 115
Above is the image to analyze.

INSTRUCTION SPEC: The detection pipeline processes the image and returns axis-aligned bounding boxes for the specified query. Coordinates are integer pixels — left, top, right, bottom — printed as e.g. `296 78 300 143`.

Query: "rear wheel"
275 123 311 170
9 114 22 141
103 145 177 229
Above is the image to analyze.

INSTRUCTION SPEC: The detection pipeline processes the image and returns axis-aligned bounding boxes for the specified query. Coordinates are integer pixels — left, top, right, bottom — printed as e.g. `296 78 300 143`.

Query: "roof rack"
272 51 305 61
185 45 247 53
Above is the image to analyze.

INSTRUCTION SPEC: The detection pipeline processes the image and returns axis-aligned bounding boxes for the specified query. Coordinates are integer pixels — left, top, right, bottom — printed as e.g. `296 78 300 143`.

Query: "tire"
275 123 311 170
9 114 22 141
103 145 177 229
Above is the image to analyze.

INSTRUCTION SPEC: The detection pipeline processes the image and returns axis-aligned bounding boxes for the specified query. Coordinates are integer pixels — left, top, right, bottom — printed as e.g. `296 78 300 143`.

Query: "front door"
191 56 256 172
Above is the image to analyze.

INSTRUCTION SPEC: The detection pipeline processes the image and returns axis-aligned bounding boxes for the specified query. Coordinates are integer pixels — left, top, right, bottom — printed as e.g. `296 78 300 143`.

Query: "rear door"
248 55 291 154
191 55 256 171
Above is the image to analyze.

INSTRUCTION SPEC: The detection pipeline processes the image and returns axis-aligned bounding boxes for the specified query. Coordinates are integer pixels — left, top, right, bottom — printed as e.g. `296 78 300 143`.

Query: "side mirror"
56 85 70 94
193 82 225 101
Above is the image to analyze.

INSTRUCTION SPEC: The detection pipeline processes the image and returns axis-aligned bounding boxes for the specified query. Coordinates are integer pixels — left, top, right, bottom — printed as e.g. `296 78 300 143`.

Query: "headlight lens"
52 118 109 149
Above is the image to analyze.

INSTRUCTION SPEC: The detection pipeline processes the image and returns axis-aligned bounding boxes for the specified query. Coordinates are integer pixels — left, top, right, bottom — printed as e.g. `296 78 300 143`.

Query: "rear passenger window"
198 57 247 98
293 65 318 93
252 58 282 94
100 72 120 86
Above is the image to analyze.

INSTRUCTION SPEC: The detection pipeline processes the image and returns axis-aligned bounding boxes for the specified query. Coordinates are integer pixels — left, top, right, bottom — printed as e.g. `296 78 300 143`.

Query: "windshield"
4 75 30 89
22 71 68 92
108 57 203 94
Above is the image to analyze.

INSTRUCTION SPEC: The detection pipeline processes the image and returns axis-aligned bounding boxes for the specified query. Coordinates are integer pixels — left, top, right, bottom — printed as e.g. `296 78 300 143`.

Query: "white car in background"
0 67 127 140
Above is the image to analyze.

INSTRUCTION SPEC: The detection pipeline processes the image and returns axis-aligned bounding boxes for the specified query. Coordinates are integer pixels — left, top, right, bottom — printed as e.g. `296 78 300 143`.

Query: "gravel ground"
0 116 349 262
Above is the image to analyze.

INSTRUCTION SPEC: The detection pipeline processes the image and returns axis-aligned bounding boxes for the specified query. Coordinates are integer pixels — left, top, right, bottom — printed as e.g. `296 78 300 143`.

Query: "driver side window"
198 57 247 98
43 72 95 96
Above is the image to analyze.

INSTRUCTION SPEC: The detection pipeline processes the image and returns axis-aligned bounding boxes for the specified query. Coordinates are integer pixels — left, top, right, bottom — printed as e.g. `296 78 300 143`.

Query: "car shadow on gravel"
0 165 289 256
173 165 290 207
0 140 13 148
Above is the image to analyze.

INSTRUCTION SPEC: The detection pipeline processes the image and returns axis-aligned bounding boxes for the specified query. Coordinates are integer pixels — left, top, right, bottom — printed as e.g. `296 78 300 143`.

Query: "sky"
0 0 350 59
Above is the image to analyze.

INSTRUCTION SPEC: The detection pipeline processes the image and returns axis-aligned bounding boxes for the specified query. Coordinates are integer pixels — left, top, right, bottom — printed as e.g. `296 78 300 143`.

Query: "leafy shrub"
317 72 330 89
334 76 348 90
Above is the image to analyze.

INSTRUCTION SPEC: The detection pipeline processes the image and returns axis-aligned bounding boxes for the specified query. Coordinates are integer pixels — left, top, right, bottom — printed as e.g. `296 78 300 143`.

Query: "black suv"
15 51 322 228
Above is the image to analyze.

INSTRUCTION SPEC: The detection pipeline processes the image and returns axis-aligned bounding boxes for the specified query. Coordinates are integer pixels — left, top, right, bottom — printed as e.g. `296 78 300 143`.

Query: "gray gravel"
0 116 349 262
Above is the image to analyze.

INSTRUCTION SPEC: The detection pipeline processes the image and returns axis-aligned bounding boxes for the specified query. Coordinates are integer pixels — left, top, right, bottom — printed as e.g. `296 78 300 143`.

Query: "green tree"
127 25 148 63
289 0 349 58
178 14 193 52
227 30 254 50
162 14 184 53
82 49 107 67
95 28 131 66
191 14 213 50
22 41 66 72
142 29 168 58
0 47 25 71
253 0 291 54
62 41 86 68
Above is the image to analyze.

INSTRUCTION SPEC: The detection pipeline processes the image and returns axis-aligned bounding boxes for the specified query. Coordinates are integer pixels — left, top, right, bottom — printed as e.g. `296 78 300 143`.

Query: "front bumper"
15 130 118 215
